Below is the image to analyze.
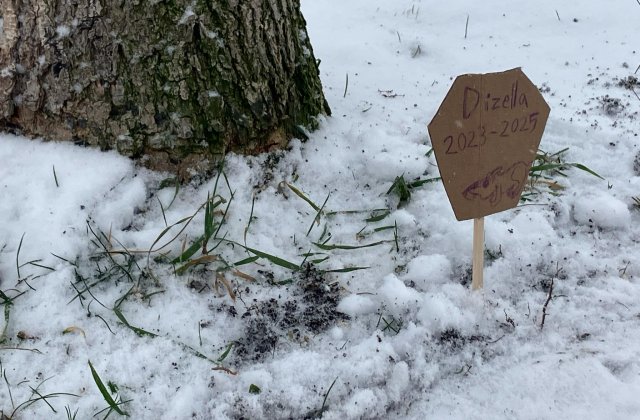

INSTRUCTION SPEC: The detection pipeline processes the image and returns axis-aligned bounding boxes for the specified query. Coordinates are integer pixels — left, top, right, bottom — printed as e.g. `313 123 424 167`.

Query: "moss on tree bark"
0 0 330 177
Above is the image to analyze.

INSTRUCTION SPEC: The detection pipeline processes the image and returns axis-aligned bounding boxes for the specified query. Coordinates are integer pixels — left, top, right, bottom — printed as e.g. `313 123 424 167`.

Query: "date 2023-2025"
442 81 541 155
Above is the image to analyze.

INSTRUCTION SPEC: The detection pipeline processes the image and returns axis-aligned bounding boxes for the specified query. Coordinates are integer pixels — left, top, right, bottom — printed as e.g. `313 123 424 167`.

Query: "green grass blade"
326 208 388 217
204 193 213 239
529 162 604 180
25 261 55 271
408 177 442 188
549 147 570 157
373 225 395 233
307 193 330 236
529 163 566 173
365 210 391 223
114 309 223 365
318 224 330 243
300 252 327 257
393 221 399 253
88 360 128 416
210 194 233 250
244 194 256 247
10 391 79 417
286 183 321 211
232 256 261 266
157 197 168 227
146 215 196 268
51 252 76 266
244 246 300 270
216 342 234 363
148 210 202 254
324 266 370 273
571 163 604 180
313 240 387 251
162 177 181 210
16 233 25 279
170 235 205 264
387 175 411 204
113 308 158 338
321 377 339 414
28 386 58 413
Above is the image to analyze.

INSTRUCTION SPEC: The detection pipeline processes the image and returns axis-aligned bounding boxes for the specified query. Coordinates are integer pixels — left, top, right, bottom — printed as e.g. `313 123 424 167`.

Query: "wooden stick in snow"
472 217 484 290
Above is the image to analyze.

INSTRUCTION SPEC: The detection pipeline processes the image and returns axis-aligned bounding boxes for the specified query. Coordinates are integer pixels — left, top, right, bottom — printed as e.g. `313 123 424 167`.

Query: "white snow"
379 274 422 315
178 2 197 25
573 192 631 230
404 254 452 290
1 0 640 418
55 25 71 39
337 294 377 316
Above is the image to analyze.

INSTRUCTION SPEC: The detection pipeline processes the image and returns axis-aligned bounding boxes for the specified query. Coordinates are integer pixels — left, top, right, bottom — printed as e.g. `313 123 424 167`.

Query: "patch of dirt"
617 75 640 90
437 328 486 350
598 95 626 116
234 264 348 363
567 73 640 133
251 150 287 191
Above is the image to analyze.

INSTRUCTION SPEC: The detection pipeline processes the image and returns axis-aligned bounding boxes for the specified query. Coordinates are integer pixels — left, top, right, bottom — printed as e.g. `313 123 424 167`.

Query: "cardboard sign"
428 68 550 221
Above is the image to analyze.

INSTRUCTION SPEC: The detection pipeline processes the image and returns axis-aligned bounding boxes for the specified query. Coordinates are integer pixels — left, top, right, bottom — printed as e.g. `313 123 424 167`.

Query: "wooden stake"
472 217 484 290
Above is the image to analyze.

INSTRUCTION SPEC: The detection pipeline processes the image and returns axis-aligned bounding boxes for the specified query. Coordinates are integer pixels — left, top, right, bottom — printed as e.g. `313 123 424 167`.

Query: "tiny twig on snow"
464 14 470 39
487 334 505 344
619 261 631 277
378 89 404 98
616 301 630 311
540 277 554 330
343 73 349 98
540 264 562 330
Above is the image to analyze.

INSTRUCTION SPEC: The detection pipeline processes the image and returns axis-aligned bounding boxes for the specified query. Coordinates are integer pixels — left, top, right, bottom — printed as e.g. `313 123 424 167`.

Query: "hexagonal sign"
428 68 550 221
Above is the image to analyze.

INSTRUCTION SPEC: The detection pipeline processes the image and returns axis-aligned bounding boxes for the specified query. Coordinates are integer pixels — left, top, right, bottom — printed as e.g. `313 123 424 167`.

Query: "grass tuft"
0 371 79 419
387 175 441 206
523 148 604 202
0 289 27 345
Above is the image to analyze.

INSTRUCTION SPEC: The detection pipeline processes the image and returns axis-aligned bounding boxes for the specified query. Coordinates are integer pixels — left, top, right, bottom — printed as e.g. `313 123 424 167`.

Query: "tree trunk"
0 0 330 177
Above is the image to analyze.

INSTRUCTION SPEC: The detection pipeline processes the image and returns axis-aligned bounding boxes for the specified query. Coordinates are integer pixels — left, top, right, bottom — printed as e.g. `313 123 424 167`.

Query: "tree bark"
0 0 330 177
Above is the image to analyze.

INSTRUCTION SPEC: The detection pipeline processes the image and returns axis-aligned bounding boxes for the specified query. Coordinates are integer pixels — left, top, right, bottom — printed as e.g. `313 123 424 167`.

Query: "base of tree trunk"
0 0 330 178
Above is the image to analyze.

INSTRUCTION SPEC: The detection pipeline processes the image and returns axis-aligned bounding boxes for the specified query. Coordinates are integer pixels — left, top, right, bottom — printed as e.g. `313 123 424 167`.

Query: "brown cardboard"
427 68 550 221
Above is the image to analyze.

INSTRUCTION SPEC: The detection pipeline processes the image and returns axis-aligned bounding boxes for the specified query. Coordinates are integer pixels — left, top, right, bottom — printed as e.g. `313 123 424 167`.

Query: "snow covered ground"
1 0 640 418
